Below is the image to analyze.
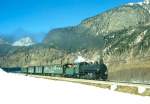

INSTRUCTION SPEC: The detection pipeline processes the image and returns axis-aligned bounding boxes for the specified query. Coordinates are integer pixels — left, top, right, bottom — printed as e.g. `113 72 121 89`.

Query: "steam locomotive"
21 62 108 80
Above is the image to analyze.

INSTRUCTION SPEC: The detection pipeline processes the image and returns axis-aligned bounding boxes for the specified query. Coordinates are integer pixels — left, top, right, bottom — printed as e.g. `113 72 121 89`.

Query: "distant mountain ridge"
0 28 46 43
43 26 104 51
0 38 9 45
0 34 10 45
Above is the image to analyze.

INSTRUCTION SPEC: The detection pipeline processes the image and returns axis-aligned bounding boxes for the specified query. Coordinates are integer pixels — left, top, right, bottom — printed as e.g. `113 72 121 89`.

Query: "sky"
0 0 143 34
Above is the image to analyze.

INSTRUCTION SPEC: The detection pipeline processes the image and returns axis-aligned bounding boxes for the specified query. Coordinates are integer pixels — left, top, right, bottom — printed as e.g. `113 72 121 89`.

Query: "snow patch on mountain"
127 0 150 6
12 37 35 46
127 2 143 6
144 0 150 4
134 30 147 45
127 0 150 14
0 68 6 74
143 4 150 14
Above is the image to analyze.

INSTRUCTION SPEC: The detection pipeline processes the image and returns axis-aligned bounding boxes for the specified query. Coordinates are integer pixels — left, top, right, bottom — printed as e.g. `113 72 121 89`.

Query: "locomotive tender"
22 62 108 80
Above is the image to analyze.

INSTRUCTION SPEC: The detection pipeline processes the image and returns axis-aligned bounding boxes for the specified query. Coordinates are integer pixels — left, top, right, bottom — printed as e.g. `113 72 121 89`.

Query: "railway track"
27 74 150 96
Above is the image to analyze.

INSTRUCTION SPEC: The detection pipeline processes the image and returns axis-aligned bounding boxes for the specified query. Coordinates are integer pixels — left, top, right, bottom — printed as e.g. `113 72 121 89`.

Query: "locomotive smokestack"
99 58 104 64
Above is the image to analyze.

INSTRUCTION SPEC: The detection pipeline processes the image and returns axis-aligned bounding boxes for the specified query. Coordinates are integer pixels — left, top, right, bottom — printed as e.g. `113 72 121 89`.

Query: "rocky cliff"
81 2 150 35
43 1 150 52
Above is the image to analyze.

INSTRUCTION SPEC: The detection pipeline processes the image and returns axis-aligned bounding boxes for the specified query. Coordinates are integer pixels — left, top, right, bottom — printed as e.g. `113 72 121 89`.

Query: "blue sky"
0 0 143 33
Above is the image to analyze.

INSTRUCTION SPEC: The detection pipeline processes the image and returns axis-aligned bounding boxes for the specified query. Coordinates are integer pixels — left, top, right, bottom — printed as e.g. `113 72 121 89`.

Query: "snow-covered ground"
0 68 150 104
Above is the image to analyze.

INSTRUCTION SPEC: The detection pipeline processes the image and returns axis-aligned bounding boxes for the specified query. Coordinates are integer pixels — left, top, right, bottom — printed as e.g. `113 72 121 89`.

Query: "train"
21 61 108 80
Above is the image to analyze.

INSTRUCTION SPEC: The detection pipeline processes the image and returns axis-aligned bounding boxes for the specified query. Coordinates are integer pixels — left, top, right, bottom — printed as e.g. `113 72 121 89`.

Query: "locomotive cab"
63 63 79 77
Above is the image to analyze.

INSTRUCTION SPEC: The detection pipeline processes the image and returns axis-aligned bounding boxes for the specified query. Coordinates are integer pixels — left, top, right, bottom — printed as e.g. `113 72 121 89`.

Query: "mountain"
81 1 150 35
0 34 10 45
5 28 31 43
32 32 47 43
12 37 35 46
5 28 46 43
11 28 47 43
42 0 150 83
43 1 150 51
0 0 150 83
44 26 104 51
145 0 150 4
0 38 9 45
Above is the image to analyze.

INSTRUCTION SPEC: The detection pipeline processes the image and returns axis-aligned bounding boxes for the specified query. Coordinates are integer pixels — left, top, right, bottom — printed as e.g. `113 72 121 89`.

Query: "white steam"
74 56 86 63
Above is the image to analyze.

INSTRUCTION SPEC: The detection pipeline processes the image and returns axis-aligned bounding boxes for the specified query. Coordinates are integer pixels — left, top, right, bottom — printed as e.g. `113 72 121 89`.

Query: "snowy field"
0 68 150 104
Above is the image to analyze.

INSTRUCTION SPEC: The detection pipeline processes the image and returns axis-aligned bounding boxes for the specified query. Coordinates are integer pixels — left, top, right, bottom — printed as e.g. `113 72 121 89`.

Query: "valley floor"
0 68 150 104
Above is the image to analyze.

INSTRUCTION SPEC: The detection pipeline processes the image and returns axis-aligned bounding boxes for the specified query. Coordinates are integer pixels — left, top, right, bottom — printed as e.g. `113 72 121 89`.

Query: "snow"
12 37 34 46
144 30 148 35
127 2 143 6
134 35 143 44
137 2 144 5
138 86 146 94
0 68 150 104
103 45 111 53
128 3 134 6
142 4 150 14
111 84 118 91
127 29 135 35
144 0 150 4
0 68 7 74
134 30 147 45
127 1 150 14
